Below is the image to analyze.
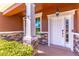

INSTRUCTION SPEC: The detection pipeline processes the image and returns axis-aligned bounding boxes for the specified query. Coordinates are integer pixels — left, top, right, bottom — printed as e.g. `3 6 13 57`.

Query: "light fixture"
56 8 60 16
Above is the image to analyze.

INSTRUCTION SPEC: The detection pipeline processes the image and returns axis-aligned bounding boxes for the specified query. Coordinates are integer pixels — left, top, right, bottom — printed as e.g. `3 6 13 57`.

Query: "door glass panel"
65 19 69 42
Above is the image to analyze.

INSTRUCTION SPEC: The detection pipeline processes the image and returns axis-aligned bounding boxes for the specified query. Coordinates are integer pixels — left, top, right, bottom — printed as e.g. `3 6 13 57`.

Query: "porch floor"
36 44 75 56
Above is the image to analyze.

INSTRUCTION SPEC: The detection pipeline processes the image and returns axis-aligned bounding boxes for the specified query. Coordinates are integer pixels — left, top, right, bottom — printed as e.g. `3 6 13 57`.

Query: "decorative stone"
0 32 23 42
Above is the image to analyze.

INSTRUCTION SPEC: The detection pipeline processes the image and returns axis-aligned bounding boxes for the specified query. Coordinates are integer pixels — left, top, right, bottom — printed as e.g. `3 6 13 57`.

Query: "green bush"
0 39 33 56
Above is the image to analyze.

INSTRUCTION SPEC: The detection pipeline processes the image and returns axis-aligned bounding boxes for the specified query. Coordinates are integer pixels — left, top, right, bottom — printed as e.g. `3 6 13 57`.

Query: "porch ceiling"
35 3 79 13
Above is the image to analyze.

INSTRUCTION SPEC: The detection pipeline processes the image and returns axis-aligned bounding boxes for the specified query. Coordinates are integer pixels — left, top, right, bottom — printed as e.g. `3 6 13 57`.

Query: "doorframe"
47 9 76 51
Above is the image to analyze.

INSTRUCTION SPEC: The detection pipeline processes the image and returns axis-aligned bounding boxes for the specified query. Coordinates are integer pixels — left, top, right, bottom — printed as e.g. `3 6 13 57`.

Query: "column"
23 3 36 45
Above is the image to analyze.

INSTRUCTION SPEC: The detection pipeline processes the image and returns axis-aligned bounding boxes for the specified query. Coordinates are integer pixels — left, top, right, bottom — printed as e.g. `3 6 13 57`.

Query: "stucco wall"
0 12 23 32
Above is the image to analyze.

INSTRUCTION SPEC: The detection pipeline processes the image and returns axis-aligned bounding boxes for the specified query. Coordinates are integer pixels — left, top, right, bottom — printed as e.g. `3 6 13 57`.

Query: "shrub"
0 39 33 56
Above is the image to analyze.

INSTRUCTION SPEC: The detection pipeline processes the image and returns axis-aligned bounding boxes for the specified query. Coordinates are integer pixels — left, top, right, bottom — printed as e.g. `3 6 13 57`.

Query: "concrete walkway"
36 44 75 56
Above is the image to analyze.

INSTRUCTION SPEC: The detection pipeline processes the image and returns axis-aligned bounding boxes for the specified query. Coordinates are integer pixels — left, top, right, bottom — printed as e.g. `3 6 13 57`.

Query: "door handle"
62 30 64 37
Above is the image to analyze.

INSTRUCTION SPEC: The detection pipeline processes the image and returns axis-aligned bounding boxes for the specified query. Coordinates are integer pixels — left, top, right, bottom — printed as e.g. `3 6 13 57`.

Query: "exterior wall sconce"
56 8 60 16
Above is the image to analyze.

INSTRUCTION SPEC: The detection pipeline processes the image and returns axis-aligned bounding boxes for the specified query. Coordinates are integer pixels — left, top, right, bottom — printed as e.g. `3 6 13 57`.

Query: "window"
35 17 40 34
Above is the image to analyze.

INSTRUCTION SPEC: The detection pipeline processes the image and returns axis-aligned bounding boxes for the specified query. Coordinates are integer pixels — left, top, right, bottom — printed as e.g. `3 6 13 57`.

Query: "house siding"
42 8 79 33
41 5 76 32
74 10 77 32
42 13 48 32
75 9 79 33
0 12 23 32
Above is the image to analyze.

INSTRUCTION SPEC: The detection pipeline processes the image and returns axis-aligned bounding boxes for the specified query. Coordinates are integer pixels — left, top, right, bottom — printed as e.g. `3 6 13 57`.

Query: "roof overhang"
1 3 79 16
3 3 26 16
0 3 15 12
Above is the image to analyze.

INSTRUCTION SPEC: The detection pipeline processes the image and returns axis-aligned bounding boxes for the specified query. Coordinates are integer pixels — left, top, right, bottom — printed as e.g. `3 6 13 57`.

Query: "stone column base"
23 36 32 45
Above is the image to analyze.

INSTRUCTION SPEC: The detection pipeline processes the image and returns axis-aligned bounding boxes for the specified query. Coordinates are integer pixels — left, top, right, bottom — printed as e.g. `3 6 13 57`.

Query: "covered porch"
35 3 79 56
0 3 79 56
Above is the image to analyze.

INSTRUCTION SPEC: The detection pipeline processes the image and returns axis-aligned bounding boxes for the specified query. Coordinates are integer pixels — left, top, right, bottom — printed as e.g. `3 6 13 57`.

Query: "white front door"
48 10 75 51
50 16 65 47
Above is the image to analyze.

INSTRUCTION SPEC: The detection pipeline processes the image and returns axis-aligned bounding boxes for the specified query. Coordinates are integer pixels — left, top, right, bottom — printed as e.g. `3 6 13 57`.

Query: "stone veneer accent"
0 31 24 42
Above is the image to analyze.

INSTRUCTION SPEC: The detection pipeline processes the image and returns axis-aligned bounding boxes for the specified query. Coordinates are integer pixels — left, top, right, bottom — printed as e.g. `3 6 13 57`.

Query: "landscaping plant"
0 39 33 56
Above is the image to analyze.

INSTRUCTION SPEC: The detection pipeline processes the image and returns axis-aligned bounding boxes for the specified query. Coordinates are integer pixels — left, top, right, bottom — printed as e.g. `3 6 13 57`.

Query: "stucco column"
23 3 36 45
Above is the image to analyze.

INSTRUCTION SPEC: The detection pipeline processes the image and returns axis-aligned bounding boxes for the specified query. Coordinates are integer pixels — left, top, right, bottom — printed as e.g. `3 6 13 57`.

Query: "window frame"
35 12 42 33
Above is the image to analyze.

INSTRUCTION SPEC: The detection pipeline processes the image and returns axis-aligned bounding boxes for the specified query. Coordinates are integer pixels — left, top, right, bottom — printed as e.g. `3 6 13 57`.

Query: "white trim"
23 17 26 36
48 16 51 46
35 12 42 18
47 10 76 51
73 32 79 36
70 14 74 51
38 31 48 34
39 31 48 33
48 9 76 17
35 12 42 32
0 31 23 34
